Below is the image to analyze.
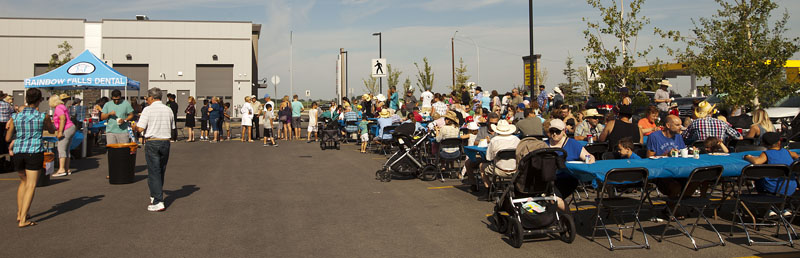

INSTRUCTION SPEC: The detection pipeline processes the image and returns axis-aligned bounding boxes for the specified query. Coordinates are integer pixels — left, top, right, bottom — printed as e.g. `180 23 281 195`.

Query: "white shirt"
137 101 175 139
240 104 254 119
308 108 319 124
421 91 433 107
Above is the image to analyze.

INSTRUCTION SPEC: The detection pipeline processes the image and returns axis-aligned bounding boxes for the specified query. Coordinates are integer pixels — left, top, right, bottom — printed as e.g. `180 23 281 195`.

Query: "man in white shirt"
420 90 433 114
133 87 175 212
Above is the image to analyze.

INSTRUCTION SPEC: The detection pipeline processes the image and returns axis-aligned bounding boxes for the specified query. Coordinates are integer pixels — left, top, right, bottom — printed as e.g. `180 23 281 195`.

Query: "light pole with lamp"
372 32 382 93
451 30 457 89
455 34 480 87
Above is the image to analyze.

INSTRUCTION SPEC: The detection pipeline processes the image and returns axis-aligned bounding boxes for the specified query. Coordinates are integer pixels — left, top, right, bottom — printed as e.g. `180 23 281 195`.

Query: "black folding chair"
729 138 755 151
378 125 398 155
487 149 517 202
783 161 800 238
601 151 618 160
657 165 725 250
573 143 609 199
591 167 650 251
734 145 767 153
436 138 464 181
730 164 795 246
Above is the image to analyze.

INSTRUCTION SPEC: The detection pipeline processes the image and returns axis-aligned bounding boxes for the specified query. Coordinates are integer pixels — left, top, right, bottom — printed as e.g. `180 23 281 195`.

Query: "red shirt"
413 111 422 122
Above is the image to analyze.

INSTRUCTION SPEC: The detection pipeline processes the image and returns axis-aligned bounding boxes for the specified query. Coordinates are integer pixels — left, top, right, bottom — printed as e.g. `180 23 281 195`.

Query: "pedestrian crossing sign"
371 58 387 78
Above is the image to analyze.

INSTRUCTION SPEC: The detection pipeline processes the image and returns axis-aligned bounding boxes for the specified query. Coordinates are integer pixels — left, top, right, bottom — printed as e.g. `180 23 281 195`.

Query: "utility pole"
372 32 382 93
290 30 294 96
620 0 626 88
452 30 458 89
529 0 535 95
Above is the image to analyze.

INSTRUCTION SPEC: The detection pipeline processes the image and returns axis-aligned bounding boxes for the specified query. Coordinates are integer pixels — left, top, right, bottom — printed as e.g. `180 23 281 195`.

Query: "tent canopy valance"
24 49 140 90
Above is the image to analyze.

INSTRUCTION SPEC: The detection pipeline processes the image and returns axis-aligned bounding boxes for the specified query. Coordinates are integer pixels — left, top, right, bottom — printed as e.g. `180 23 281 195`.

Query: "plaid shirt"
432 101 448 116
12 107 45 154
0 100 13 122
682 117 741 143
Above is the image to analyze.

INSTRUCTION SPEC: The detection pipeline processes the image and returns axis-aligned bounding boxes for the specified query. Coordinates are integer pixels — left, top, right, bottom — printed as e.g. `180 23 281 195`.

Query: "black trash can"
106 143 138 184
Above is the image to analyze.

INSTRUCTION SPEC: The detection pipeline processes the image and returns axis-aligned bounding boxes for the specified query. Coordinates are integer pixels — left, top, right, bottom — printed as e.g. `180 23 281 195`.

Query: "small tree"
559 56 583 106
414 57 434 92
402 78 413 95
386 64 402 91
657 0 800 108
535 67 548 86
453 58 471 92
362 76 378 95
48 41 80 97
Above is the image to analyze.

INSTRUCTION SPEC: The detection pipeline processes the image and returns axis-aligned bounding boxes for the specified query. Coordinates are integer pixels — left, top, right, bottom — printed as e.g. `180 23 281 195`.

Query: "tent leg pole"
82 120 87 158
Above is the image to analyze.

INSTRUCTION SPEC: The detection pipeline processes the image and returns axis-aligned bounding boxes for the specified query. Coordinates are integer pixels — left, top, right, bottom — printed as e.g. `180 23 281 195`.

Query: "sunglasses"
112 98 122 102
548 128 563 135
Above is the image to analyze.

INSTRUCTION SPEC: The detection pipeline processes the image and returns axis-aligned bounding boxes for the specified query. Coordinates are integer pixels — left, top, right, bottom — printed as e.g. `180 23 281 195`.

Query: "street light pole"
372 32 382 93
529 0 534 95
452 31 458 89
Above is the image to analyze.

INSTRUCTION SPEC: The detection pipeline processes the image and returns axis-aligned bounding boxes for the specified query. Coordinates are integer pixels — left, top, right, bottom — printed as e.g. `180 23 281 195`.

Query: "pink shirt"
53 104 74 131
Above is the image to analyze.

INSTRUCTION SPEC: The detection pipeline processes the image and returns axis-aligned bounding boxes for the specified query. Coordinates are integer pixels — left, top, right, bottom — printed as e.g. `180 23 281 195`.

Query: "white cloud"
420 0 509 11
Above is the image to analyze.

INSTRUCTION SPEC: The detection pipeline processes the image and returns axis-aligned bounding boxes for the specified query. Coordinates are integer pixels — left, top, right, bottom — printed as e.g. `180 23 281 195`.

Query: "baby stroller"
319 117 340 150
492 148 576 248
376 122 437 182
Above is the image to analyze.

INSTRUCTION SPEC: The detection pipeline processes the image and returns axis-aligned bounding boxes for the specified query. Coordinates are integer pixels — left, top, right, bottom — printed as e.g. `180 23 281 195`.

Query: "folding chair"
377 125 397 155
786 161 800 238
591 167 650 251
730 164 795 246
487 148 516 201
436 138 464 181
573 143 608 199
657 165 725 250
734 145 767 153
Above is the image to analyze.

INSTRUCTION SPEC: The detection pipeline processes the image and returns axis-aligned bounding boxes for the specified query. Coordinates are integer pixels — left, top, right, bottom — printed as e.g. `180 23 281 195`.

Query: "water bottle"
587 134 594 144
127 123 136 143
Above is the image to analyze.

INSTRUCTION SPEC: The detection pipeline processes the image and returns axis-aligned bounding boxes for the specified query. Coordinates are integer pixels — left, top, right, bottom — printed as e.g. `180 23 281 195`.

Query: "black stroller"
375 122 437 182
492 148 576 248
319 117 340 150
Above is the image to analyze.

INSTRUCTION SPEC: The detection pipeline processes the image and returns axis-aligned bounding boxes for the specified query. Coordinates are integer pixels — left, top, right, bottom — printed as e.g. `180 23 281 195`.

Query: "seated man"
646 115 686 157
574 108 605 141
744 132 799 196
515 108 544 137
478 120 520 201
682 101 742 143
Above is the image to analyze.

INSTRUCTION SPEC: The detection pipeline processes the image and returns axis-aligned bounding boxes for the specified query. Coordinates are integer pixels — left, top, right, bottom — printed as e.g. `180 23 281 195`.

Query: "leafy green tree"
582 0 664 108
386 64 402 91
657 0 800 108
48 41 80 97
362 76 378 95
559 56 583 106
414 57 434 92
453 58 471 92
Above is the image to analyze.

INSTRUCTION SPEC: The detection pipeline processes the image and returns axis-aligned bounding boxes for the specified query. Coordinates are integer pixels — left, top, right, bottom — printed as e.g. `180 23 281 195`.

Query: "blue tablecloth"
42 131 84 151
464 146 487 162
89 122 106 134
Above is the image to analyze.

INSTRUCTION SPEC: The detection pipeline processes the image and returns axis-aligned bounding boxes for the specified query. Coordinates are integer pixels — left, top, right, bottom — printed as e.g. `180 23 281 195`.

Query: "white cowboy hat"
553 87 562 94
658 80 672 87
376 94 387 102
584 109 602 118
467 122 479 130
491 120 517 135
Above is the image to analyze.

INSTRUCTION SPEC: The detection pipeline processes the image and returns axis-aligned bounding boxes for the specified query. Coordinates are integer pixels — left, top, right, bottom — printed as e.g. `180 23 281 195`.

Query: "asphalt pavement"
0 139 799 257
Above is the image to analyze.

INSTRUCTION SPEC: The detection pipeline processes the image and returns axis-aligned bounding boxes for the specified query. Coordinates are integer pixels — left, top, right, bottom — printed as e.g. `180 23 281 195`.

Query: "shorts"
360 133 369 142
13 152 44 171
200 119 209 131
307 124 318 132
223 121 231 131
210 118 221 132
264 128 273 138
106 133 131 145
291 117 301 128
481 163 515 178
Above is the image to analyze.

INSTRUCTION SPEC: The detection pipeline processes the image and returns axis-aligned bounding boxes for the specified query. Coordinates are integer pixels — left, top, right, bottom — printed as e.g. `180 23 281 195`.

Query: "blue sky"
2 0 799 99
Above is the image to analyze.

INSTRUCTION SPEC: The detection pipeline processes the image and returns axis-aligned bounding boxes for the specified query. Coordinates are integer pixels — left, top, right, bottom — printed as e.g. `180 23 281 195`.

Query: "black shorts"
13 153 44 171
200 119 209 131
264 128 273 138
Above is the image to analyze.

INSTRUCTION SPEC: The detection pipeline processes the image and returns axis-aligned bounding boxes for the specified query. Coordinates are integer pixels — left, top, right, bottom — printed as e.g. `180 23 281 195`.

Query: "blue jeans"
145 140 170 205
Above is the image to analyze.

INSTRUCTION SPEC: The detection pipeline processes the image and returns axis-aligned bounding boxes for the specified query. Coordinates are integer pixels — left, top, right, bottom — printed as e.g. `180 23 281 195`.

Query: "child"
617 137 641 159
703 137 728 153
307 102 319 143
358 115 369 153
223 102 232 141
263 103 277 147
465 121 480 146
744 132 799 196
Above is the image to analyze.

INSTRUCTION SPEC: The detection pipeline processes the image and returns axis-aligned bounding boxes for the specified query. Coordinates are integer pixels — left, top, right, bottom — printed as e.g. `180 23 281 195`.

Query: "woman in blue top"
545 119 593 211
7 88 55 228
744 132 799 196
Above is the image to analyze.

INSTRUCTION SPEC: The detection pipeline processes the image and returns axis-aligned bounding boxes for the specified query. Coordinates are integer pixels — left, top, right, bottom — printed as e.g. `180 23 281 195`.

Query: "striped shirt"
682 117 741 143
12 107 45 154
137 101 175 139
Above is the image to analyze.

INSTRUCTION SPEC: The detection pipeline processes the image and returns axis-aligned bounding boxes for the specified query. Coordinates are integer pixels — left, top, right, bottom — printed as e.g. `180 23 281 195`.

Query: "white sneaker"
147 202 165 212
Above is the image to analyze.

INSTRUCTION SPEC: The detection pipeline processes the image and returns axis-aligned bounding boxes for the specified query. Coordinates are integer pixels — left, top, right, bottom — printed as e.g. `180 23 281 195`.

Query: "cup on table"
680 148 689 158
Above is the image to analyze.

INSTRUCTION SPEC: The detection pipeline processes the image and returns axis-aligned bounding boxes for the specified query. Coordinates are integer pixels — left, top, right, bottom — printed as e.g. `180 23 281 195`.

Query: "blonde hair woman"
240 96 254 142
745 109 775 145
184 96 196 142
48 95 76 177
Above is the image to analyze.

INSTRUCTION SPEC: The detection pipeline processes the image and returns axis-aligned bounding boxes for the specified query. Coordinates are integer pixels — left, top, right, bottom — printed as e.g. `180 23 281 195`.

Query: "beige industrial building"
0 17 261 117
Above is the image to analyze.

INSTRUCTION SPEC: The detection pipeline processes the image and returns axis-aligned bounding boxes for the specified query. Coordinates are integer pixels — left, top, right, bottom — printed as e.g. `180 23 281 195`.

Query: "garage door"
113 64 148 97
196 65 233 97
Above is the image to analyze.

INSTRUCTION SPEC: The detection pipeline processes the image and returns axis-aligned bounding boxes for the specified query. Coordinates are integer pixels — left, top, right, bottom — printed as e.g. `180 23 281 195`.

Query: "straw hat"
491 120 517 135
467 121 479 130
658 80 672 87
444 111 458 123
694 101 716 118
362 94 371 101
379 109 391 118
553 87 562 94
58 93 70 100
584 109 602 118
376 94 387 102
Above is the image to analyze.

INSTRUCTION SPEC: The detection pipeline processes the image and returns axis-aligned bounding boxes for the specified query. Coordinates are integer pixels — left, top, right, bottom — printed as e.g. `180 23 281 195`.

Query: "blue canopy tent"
24 49 141 157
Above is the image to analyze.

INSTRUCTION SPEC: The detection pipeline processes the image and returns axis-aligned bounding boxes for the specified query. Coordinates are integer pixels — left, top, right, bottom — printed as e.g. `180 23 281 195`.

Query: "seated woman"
638 106 660 136
745 109 775 146
744 132 799 196
435 111 462 160
478 119 520 201
545 119 595 210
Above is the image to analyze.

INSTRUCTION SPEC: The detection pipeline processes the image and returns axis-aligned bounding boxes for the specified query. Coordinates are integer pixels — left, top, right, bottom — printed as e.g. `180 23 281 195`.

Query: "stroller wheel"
492 208 509 234
510 217 524 248
335 143 340 150
557 211 576 243
419 165 438 181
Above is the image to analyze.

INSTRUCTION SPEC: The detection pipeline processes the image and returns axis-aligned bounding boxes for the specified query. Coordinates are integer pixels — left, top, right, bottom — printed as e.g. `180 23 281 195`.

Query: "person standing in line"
223 103 231 140
654 80 673 120
306 102 319 143
240 96 254 142
216 99 225 141
7 88 56 227
537 85 548 115
101 90 135 145
49 95 76 177
0 91 13 156
207 97 222 142
251 96 262 141
403 90 416 117
165 94 179 142
133 88 175 212
420 89 433 114
199 99 209 141
388 86 399 111
263 103 277 147
184 96 196 142
291 95 304 140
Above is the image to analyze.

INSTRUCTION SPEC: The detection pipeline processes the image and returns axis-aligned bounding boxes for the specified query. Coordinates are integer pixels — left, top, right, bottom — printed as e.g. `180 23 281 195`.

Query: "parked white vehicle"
763 94 800 132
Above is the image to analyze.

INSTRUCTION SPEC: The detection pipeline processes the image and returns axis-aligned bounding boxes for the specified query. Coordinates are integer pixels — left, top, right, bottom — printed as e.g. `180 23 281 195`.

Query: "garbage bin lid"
106 142 138 152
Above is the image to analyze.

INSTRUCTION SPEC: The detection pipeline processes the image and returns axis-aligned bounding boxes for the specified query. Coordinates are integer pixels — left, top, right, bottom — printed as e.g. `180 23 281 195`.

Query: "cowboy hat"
58 93 70 100
658 80 672 87
379 109 391 118
553 87 562 94
362 94 371 101
694 101 716 118
584 109 602 118
376 94 387 102
491 120 517 135
467 121 479 130
444 111 458 123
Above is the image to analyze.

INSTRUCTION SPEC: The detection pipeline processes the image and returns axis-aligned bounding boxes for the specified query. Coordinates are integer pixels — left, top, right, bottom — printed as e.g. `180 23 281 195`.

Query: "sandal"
52 172 68 177
18 221 37 228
